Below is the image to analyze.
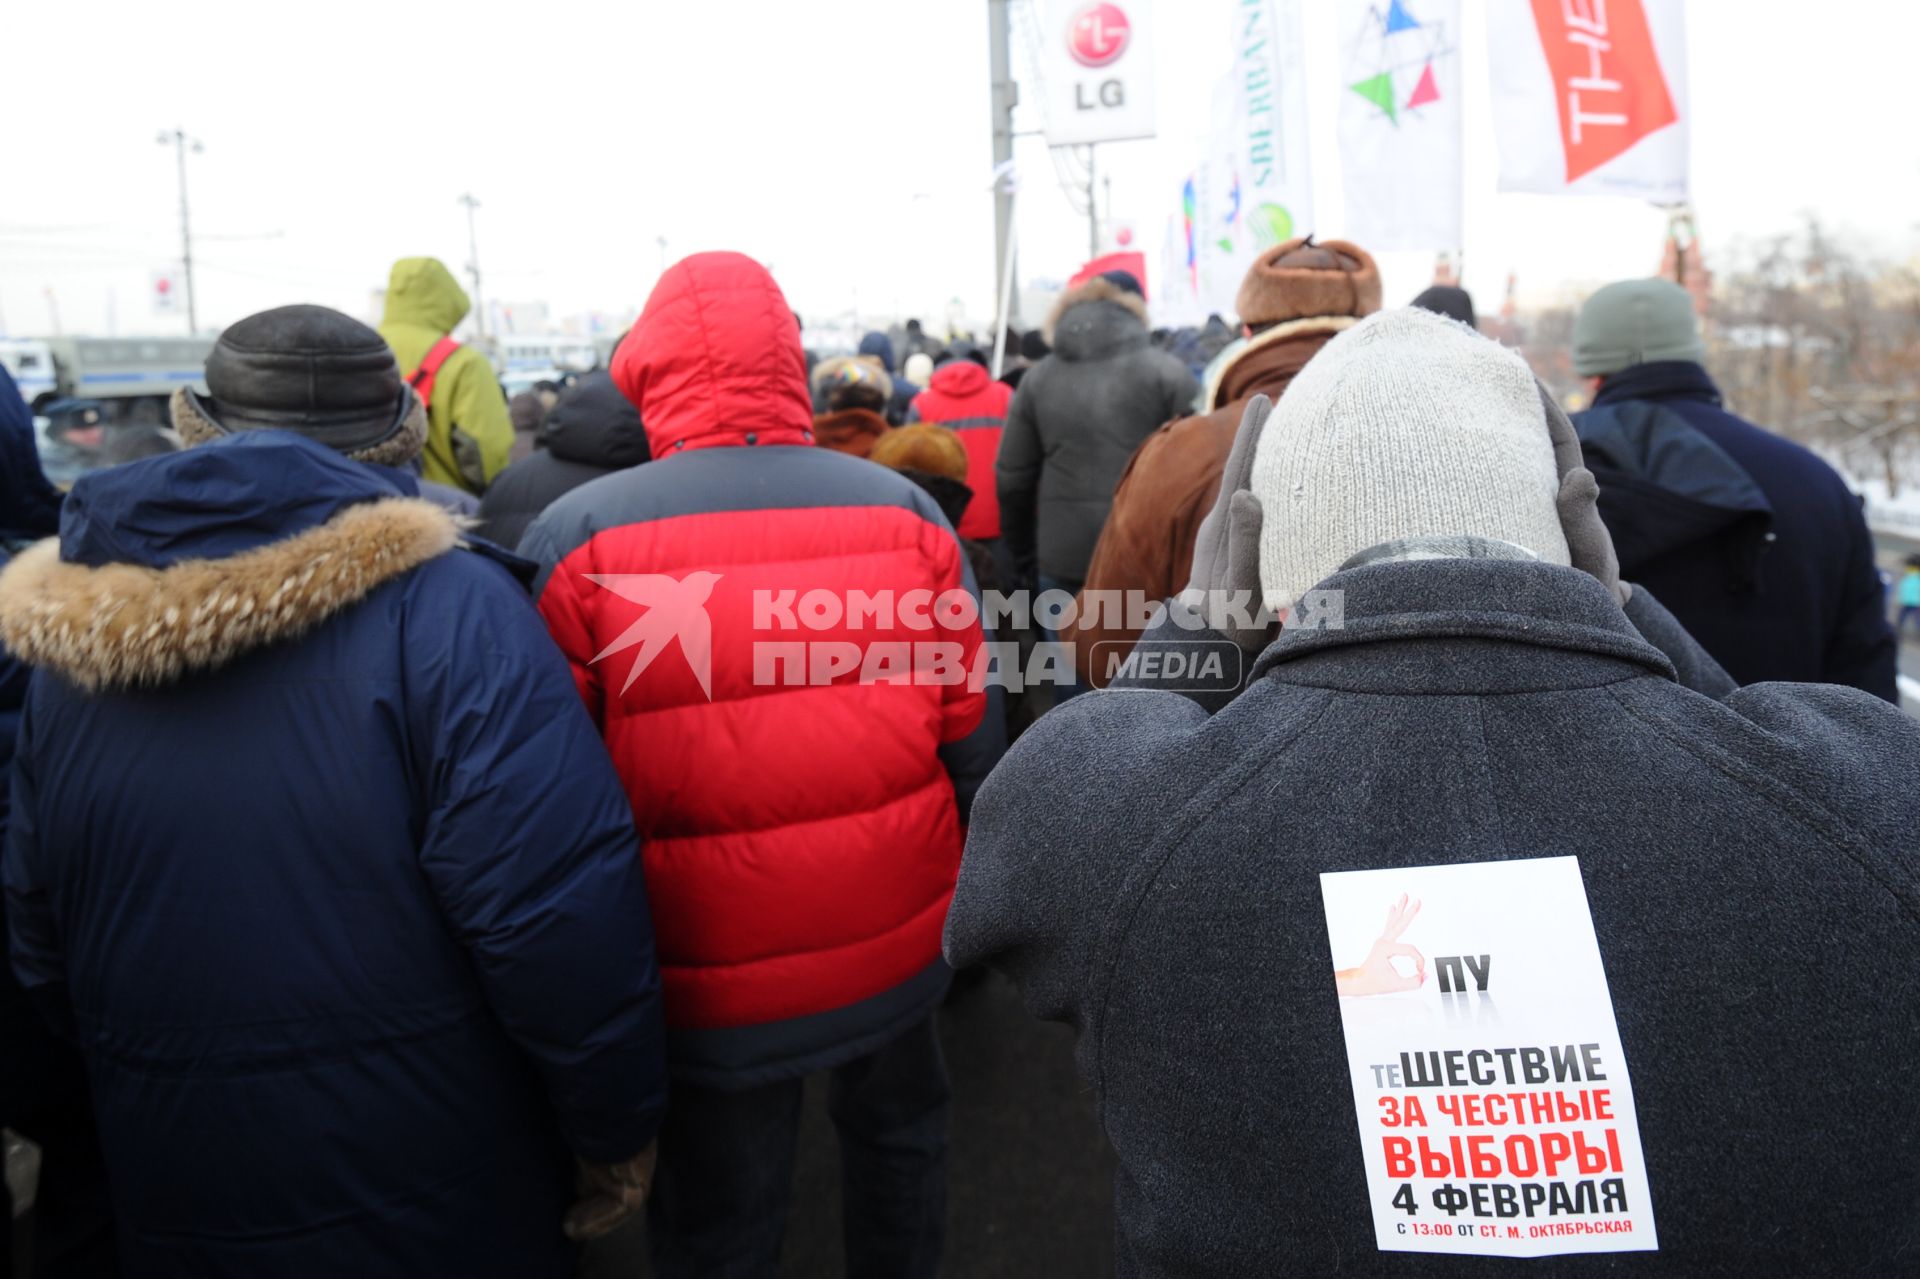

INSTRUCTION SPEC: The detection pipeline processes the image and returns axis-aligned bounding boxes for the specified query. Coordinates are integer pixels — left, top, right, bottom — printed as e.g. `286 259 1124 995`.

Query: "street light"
157 127 204 332
459 194 485 340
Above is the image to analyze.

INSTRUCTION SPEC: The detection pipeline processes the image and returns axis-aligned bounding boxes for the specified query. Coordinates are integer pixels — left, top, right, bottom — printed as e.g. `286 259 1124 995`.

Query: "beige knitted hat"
1251 308 1570 609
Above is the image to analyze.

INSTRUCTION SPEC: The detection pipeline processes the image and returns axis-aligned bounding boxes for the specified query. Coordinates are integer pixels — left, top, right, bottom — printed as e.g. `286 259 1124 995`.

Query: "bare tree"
1702 218 1920 493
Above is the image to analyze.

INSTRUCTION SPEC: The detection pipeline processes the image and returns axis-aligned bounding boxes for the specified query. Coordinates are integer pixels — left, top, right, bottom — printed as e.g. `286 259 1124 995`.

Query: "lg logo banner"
1036 0 1158 145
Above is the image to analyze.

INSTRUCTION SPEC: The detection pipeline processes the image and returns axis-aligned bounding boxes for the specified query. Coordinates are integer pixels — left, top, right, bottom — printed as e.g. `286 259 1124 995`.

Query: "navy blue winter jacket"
0 363 75 1147
0 432 667 1278
0 364 62 545
1577 361 1897 700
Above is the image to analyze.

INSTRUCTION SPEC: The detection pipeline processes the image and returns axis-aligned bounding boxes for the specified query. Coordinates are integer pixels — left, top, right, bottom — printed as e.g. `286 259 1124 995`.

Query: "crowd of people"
0 234 1915 1279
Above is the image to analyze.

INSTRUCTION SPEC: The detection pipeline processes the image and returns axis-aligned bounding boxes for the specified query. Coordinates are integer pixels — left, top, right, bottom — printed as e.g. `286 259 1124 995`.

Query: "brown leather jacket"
1067 317 1355 685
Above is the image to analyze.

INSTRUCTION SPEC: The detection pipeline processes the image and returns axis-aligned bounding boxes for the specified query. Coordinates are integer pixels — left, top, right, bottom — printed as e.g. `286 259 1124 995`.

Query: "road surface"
581 971 1116 1277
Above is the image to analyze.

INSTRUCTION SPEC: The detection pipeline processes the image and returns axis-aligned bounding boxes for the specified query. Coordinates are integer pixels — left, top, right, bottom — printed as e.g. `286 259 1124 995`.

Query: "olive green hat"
1572 278 1706 378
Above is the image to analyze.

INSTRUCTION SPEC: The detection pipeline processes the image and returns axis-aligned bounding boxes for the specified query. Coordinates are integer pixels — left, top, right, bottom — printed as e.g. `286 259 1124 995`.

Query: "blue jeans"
1037 572 1085 705
647 1016 949 1278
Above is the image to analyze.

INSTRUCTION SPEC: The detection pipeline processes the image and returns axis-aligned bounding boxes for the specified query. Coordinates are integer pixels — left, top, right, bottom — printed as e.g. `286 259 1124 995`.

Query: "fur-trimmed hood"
0 432 463 692
1043 277 1150 353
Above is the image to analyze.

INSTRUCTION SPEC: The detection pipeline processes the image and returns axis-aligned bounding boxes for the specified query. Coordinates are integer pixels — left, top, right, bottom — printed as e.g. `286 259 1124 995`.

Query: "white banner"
1320 857 1658 1258
1214 0 1316 289
1488 0 1689 200
1036 0 1157 146
1160 1 1314 324
1335 0 1465 252
1156 180 1211 329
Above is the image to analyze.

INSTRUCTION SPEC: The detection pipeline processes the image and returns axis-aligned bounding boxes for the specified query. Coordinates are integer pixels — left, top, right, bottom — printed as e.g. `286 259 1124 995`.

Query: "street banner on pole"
1036 1 1157 145
1162 1 1314 324
1336 0 1466 252
1488 0 1689 200
152 271 181 315
1215 0 1316 282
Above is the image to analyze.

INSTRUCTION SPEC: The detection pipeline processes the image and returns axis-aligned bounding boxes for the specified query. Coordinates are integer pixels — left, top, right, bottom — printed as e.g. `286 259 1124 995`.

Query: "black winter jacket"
997 280 1198 584
478 371 649 549
1575 361 1897 700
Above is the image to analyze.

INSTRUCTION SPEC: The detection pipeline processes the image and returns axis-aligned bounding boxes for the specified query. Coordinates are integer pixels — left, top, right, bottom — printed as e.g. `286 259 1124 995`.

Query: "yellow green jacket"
378 258 511 494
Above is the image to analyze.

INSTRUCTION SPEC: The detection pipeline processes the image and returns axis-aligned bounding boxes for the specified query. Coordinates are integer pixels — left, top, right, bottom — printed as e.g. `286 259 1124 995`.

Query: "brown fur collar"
1044 277 1150 346
1204 315 1358 411
0 499 461 692
170 386 429 471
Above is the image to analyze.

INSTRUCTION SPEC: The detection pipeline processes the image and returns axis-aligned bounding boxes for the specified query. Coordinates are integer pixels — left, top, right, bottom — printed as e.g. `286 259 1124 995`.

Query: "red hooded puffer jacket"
909 361 1011 540
525 253 987 1086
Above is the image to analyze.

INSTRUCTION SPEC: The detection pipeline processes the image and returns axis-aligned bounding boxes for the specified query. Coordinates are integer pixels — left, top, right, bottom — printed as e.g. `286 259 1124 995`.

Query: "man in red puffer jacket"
908 349 1011 545
520 252 995 1278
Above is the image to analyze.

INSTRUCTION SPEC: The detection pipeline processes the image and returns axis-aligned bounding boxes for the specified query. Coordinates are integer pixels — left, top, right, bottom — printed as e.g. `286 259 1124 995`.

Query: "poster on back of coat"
1036 0 1157 145
1488 0 1690 200
1319 856 1658 1259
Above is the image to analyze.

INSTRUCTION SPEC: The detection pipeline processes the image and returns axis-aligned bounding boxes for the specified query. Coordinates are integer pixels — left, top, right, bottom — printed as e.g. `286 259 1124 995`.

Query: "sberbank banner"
1161 0 1316 325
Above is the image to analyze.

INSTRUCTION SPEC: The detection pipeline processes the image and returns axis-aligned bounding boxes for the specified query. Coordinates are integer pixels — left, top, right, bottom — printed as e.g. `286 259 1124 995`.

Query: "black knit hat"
1410 285 1477 329
185 305 417 458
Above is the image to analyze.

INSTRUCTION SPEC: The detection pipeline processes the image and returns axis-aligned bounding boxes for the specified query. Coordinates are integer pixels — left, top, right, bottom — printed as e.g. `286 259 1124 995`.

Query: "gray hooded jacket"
947 557 1920 1276
997 279 1198 583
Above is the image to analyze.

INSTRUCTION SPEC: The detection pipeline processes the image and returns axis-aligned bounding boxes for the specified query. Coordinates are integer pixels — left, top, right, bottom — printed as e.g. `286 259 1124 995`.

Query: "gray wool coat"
946 557 1920 1276
997 281 1198 585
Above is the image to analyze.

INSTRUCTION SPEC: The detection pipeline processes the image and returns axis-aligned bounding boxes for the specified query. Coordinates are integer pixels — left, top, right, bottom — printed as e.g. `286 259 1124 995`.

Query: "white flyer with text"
1319 856 1657 1257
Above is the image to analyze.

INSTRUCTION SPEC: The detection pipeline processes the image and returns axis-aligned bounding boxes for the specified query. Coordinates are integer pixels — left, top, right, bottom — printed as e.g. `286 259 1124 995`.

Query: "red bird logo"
585 571 723 699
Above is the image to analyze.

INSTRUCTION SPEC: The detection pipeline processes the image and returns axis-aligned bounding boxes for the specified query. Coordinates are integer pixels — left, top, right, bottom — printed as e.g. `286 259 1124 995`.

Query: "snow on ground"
1849 475 1920 539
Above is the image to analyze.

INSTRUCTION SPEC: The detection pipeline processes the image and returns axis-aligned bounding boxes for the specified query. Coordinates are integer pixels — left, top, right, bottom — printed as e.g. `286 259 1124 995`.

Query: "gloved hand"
563 1141 658 1243
1539 382 1629 607
1177 394 1274 653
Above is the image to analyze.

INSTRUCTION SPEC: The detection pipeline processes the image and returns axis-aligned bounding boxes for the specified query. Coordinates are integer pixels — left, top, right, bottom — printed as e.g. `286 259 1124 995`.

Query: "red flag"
1528 0 1677 184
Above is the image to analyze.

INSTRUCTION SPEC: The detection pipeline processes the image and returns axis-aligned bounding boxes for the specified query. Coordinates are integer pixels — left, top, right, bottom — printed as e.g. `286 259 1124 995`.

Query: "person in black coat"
477 371 650 549
997 273 1198 597
1571 279 1897 700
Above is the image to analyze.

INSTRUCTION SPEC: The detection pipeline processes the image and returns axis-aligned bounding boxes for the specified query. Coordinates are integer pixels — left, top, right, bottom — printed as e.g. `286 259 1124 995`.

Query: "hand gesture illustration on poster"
1335 893 1426 996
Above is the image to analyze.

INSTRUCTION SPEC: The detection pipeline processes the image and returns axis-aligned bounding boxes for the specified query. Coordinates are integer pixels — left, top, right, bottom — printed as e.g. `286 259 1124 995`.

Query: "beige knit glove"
1539 382 1629 607
563 1141 657 1242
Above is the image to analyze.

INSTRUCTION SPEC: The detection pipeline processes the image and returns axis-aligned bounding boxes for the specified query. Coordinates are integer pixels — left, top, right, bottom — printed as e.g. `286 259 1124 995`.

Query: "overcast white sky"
4 1 1917 340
